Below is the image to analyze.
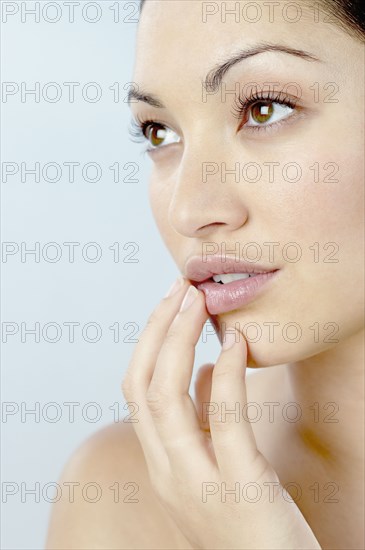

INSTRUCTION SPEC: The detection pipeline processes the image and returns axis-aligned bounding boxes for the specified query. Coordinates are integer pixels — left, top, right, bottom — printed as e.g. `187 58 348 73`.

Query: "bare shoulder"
46 368 286 549
46 422 192 550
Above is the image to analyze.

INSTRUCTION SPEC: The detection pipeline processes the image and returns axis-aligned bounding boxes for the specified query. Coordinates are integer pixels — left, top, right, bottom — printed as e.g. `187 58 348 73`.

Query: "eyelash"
232 88 298 130
129 114 162 145
128 88 299 150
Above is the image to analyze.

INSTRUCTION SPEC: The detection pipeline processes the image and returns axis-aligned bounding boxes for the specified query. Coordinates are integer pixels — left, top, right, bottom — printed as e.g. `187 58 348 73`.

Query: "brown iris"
146 123 166 147
251 102 274 124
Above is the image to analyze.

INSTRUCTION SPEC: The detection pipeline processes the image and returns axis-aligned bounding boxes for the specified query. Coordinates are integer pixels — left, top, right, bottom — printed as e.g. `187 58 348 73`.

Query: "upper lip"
185 255 279 284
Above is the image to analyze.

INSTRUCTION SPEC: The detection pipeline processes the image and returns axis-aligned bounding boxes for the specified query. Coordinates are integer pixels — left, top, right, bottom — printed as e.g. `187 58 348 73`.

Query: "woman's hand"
121 278 321 550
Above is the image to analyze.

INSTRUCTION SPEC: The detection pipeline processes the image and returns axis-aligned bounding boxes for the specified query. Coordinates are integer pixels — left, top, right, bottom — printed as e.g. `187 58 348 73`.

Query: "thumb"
194 362 214 432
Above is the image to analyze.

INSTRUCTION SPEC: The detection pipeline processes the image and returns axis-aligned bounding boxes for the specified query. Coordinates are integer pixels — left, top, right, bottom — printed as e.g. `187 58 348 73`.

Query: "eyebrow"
128 42 321 107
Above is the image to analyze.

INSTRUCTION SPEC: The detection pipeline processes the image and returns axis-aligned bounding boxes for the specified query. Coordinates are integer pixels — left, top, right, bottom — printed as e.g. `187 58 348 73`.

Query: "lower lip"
196 271 279 315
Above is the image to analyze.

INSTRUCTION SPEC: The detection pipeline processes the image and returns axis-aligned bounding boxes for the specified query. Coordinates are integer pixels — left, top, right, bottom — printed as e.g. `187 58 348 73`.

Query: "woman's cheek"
149 176 181 254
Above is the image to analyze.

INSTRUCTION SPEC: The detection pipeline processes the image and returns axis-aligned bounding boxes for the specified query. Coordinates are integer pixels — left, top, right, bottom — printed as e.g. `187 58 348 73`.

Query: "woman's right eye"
129 118 181 152
142 122 181 151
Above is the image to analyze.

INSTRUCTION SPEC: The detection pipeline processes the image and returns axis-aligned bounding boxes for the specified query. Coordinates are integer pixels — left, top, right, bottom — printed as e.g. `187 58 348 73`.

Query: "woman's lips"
196 270 279 315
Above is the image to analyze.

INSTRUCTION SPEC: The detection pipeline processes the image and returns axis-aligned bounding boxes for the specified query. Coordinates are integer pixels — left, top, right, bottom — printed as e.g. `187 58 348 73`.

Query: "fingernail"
179 285 199 312
164 277 184 298
222 331 238 351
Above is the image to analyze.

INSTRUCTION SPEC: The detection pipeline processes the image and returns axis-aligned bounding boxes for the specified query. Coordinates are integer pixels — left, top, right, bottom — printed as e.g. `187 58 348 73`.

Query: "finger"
122 277 190 472
147 286 215 473
209 329 260 477
194 363 214 432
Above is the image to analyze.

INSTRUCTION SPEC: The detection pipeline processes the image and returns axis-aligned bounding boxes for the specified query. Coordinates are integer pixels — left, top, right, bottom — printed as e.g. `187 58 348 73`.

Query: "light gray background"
1 1 222 548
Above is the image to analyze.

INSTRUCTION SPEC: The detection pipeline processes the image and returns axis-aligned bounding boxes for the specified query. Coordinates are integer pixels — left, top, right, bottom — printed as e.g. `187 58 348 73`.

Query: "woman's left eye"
246 101 294 127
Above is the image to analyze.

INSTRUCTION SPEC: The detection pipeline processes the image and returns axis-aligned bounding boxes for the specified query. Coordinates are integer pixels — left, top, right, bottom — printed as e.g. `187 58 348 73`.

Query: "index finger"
121 277 190 471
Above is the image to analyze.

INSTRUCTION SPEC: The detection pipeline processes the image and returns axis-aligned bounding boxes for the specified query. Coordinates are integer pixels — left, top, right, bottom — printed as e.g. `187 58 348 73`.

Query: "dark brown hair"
139 0 365 41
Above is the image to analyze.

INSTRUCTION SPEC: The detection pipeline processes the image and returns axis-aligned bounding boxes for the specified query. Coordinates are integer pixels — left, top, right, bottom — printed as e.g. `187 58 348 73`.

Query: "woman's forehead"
134 1 350 91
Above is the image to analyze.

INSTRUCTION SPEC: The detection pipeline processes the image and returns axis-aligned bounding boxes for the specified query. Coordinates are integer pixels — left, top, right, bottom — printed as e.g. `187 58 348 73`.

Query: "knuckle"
146 386 169 418
209 410 236 432
164 325 181 346
210 417 232 433
144 315 156 333
121 371 136 399
145 306 163 332
212 363 231 382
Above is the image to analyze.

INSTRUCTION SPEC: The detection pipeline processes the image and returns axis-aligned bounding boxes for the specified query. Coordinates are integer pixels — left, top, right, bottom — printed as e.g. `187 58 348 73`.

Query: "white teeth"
213 273 252 284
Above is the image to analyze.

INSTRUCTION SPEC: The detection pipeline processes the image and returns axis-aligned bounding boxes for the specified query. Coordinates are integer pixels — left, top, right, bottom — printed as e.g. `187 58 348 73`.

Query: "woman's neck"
285 329 364 466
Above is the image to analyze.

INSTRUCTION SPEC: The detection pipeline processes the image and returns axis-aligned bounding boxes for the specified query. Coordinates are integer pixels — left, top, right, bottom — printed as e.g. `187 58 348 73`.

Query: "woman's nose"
167 153 250 239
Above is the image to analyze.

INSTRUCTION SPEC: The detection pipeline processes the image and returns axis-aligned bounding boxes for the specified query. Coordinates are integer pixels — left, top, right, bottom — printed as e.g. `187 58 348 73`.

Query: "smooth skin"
46 1 364 549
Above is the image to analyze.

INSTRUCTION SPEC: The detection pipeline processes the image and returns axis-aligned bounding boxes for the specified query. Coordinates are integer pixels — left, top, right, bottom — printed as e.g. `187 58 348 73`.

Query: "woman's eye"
246 101 294 127
145 123 181 150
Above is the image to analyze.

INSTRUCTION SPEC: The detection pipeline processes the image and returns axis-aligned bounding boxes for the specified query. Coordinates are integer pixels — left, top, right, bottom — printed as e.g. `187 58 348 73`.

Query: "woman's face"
131 0 364 367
